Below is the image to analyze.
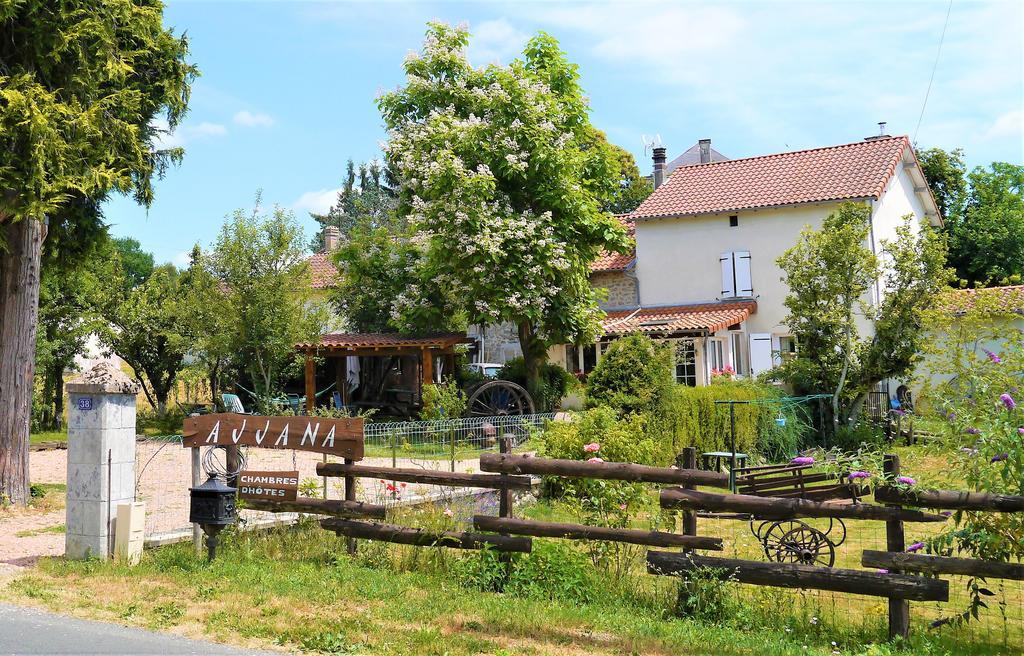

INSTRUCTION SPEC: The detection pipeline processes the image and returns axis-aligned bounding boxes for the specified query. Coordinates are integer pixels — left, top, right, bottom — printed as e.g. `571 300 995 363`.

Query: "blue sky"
105 0 1024 266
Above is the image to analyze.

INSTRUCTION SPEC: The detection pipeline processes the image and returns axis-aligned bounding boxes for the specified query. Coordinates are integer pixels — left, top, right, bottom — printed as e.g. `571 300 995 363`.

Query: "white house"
552 134 942 387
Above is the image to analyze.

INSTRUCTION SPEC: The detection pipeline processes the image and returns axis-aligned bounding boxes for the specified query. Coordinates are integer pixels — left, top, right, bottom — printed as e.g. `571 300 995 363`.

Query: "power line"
913 0 954 144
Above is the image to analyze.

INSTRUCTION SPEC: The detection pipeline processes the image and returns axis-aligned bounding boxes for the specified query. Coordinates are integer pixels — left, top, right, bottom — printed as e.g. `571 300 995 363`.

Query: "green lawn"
30 430 67 445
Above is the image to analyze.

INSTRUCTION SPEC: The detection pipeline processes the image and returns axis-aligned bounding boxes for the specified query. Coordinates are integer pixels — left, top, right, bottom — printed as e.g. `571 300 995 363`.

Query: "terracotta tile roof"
591 215 636 273
631 136 912 219
297 332 474 351
937 285 1024 315
308 252 339 289
602 301 756 336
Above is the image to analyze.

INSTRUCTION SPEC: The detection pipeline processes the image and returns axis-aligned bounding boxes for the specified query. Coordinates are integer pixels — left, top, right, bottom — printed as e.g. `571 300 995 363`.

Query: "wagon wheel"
750 518 776 542
465 380 535 417
820 517 847 547
772 525 836 568
759 519 803 560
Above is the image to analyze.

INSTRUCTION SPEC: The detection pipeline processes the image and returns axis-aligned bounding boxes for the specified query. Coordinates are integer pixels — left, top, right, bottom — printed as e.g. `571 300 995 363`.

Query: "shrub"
542 406 669 466
420 381 467 420
455 540 598 604
584 334 674 416
497 356 577 412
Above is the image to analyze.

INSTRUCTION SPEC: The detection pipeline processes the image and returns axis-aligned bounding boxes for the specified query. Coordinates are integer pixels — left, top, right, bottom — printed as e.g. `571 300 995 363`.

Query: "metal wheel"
772 524 836 567
465 380 535 417
821 517 847 547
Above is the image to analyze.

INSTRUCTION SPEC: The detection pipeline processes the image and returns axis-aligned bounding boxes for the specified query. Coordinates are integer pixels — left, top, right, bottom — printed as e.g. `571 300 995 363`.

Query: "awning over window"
602 301 756 338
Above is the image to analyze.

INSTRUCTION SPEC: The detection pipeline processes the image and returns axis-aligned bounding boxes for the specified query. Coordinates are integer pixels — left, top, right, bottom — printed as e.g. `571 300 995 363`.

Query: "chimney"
865 122 890 141
652 146 667 189
698 138 712 164
323 226 341 252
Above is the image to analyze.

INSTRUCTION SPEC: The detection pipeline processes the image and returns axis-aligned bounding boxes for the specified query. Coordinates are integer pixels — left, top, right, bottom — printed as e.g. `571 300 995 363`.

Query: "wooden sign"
183 413 364 460
238 470 300 502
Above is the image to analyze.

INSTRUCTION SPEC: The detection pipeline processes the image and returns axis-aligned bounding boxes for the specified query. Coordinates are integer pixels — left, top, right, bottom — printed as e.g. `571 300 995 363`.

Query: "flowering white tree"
377 22 631 390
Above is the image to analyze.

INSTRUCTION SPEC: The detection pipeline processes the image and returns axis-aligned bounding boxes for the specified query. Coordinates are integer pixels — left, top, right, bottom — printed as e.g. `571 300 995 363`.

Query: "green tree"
178 245 233 405
112 237 156 291
777 202 950 430
203 204 331 406
587 129 653 215
309 159 398 251
100 256 190 415
0 0 195 503
377 23 631 392
917 147 967 223
950 163 1024 286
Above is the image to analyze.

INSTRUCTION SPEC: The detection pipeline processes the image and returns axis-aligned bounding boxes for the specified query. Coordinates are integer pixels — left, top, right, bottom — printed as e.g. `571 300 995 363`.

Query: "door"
749 333 773 375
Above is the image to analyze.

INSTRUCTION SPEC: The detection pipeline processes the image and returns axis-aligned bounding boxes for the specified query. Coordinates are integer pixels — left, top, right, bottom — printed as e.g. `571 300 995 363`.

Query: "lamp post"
188 474 237 560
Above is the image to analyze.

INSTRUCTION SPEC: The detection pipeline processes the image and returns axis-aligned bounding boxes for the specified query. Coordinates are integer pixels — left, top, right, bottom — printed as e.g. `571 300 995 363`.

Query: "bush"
455 540 598 604
420 381 467 420
542 406 670 466
497 356 577 412
584 334 674 416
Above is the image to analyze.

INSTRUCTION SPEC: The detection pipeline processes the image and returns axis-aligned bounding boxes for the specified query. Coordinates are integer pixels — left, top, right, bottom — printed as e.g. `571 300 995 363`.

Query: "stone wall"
467 322 522 364
591 271 638 308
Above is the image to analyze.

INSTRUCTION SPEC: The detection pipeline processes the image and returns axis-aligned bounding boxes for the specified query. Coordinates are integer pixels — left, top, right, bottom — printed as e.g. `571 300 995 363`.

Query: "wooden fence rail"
245 498 386 519
473 515 723 550
874 487 1024 512
317 462 534 491
647 551 949 602
321 518 532 553
479 452 730 487
660 488 949 523
862 550 1024 581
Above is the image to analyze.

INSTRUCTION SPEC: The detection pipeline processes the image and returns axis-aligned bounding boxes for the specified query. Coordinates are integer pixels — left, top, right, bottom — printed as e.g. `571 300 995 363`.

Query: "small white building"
553 135 941 386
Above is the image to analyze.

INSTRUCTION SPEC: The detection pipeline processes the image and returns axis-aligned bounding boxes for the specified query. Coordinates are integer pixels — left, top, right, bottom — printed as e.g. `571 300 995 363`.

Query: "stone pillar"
65 362 140 560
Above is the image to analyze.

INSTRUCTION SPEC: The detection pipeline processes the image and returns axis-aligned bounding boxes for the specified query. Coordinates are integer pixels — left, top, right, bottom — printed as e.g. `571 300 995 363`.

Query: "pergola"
295 332 474 414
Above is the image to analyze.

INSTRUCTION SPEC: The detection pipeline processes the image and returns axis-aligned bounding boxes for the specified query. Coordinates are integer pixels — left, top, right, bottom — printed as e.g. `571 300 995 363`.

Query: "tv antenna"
641 134 662 156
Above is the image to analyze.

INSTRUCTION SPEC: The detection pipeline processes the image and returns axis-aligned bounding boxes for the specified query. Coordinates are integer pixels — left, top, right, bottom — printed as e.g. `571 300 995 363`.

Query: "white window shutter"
749 333 773 375
720 252 735 298
735 250 753 296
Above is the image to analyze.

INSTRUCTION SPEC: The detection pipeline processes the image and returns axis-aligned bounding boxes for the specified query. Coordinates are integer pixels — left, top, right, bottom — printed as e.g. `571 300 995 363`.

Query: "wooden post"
337 356 349 407
344 457 357 555
225 445 240 489
191 447 202 556
304 352 316 415
678 446 698 615
498 436 514 580
884 454 910 640
421 349 434 386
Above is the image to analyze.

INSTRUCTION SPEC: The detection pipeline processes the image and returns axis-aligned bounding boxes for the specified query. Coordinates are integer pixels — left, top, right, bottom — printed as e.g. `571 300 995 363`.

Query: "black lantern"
189 474 237 560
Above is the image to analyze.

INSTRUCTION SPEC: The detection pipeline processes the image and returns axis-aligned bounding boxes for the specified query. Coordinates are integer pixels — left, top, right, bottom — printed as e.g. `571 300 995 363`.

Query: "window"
729 215 739 227
707 338 725 373
565 345 580 374
749 333 773 375
778 335 797 363
719 251 753 298
582 344 597 374
674 340 697 387
730 332 746 376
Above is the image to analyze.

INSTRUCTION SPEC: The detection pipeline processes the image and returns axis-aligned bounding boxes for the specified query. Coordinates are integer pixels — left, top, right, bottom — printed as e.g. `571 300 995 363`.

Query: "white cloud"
233 110 275 128
293 188 341 214
171 250 193 269
468 18 529 65
984 109 1022 141
151 118 227 149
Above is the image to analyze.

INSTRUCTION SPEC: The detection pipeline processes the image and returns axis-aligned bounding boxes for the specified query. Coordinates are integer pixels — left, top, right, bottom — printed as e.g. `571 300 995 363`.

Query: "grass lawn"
30 430 67 445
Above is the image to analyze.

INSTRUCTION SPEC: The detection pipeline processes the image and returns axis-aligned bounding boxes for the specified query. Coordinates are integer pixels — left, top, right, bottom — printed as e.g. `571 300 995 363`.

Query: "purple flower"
848 471 871 480
896 476 916 486
985 349 1002 364
893 408 907 417
1018 427 1024 436
946 411 957 421
1000 393 1016 411
876 569 889 574
791 456 815 466
991 453 1009 463
940 511 952 517
965 427 981 435
906 542 925 553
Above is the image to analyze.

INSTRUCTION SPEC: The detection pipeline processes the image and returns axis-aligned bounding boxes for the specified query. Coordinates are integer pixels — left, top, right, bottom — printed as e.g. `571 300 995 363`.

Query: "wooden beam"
320 518 532 552
874 487 1024 512
862 550 1024 581
659 488 948 523
473 515 722 550
479 452 730 488
646 551 948 602
304 352 316 415
316 462 534 491
244 498 385 519
421 348 434 386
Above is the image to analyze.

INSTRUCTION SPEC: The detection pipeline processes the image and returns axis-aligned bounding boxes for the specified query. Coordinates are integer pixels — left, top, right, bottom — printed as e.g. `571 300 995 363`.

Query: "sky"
104 0 1024 266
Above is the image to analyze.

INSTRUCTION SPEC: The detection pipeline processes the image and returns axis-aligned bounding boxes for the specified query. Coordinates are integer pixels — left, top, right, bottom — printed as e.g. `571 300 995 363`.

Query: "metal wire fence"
134 413 554 543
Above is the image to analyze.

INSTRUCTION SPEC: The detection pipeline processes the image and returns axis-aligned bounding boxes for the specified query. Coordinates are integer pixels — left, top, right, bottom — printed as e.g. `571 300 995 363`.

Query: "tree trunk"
516 321 545 400
0 217 46 505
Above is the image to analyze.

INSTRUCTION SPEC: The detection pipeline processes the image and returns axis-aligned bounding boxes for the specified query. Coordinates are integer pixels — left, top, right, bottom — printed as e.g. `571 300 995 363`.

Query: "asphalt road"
0 604 280 655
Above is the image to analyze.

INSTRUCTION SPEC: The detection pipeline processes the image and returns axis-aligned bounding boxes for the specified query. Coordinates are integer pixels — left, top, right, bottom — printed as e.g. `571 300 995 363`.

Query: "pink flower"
896 476 916 486
791 456 815 466
583 442 600 453
1018 427 1024 436
443 507 454 518
876 569 889 574
618 503 628 511
587 457 604 463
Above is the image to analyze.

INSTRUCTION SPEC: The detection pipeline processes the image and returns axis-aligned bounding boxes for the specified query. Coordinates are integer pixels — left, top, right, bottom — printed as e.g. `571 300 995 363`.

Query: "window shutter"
720 252 735 297
735 251 753 296
749 333 773 375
